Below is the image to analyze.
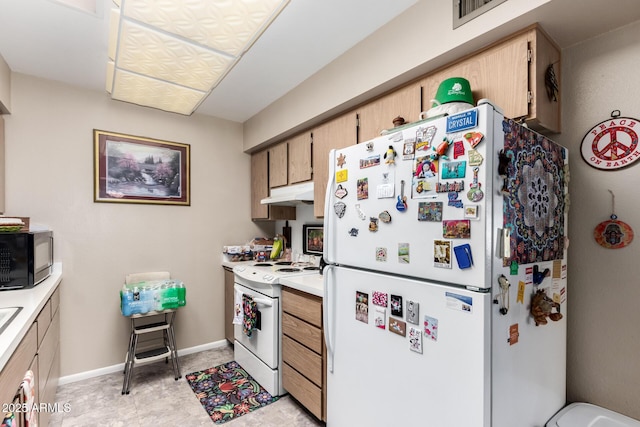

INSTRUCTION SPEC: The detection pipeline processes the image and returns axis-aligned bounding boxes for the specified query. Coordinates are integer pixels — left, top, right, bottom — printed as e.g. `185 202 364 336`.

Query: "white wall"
4 74 273 376
554 20 640 420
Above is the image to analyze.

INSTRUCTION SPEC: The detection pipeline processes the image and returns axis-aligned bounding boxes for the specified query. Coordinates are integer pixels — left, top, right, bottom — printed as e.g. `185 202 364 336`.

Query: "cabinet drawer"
36 299 52 346
282 287 322 328
282 335 322 386
51 286 60 316
282 312 322 354
0 324 37 418
283 362 322 420
38 309 60 398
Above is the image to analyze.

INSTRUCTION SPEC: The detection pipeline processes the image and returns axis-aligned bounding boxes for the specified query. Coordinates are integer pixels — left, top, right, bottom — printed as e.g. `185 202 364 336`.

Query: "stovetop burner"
303 266 320 271
276 268 302 273
253 262 273 267
274 261 293 266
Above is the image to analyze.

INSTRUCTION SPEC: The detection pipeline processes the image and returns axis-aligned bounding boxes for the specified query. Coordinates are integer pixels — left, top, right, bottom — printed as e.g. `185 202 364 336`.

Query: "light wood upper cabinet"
312 112 357 218
356 82 423 143
288 132 313 184
251 149 270 219
418 24 560 133
268 141 288 189
251 149 296 221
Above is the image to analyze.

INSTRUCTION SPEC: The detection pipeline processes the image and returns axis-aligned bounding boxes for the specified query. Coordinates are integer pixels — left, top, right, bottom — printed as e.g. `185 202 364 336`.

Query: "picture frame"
303 224 324 255
93 130 190 205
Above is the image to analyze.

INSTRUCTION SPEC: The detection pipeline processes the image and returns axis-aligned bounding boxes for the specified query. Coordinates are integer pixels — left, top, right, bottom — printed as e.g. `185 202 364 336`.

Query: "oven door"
233 283 279 369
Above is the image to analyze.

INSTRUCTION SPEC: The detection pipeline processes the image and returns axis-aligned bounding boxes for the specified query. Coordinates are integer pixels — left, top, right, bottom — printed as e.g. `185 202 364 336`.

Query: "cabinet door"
419 32 529 121
356 82 422 143
288 132 312 184
312 112 358 218
268 141 288 188
528 27 561 133
251 150 270 219
224 267 234 344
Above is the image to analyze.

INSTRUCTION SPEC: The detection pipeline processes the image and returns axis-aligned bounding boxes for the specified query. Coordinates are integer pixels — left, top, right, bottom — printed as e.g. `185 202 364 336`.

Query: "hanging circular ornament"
594 190 634 249
580 110 640 170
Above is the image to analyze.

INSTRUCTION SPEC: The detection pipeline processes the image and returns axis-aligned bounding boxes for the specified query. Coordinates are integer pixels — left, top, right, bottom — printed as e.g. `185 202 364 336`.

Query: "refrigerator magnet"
441 160 467 179
334 201 346 218
447 191 464 208
374 307 386 330
453 244 473 269
337 153 346 168
406 300 419 325
389 318 406 337
434 240 452 268
464 204 479 219
409 327 423 353
442 219 471 239
335 169 348 183
453 140 465 159
360 154 381 169
415 125 437 152
445 292 473 313
418 201 443 221
335 184 348 199
369 217 379 232
467 149 484 166
390 295 403 317
355 291 369 324
375 247 387 262
357 178 369 200
402 141 416 160
398 243 410 264
372 291 388 307
423 315 439 341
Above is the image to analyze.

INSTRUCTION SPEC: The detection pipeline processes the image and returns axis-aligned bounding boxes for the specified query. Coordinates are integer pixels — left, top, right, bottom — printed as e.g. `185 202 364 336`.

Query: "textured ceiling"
0 0 418 122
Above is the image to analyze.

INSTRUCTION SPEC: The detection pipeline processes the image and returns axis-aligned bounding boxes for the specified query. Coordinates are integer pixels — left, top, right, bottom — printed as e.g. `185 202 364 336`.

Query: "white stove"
232 260 319 397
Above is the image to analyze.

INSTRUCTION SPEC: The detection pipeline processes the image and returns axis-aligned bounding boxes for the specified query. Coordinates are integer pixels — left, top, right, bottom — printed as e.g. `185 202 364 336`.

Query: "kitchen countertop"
280 273 324 298
0 263 63 371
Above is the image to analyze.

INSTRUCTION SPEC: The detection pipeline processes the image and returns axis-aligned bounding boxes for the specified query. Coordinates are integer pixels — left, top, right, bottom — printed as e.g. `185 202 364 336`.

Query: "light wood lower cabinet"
0 285 61 426
281 287 326 421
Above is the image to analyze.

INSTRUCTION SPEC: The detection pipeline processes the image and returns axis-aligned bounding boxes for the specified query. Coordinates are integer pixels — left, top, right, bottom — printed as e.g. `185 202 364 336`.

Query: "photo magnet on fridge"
374 307 386 330
390 295 403 317
389 318 406 337
406 300 419 324
424 315 439 342
372 291 388 307
356 291 369 324
409 327 423 353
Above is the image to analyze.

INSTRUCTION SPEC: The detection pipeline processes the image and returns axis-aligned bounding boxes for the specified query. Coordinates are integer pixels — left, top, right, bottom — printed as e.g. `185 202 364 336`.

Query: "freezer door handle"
323 149 336 264
323 264 335 373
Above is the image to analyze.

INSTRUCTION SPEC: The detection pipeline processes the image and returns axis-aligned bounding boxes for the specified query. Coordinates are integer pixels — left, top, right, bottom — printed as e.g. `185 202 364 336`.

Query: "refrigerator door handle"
323 149 337 265
323 264 335 373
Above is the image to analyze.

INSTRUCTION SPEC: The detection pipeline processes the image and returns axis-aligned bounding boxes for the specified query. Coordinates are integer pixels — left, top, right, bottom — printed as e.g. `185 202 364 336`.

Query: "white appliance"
233 261 320 397
322 102 569 427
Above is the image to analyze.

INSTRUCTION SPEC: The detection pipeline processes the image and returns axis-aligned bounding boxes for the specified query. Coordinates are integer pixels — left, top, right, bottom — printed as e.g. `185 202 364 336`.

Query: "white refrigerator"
322 102 568 427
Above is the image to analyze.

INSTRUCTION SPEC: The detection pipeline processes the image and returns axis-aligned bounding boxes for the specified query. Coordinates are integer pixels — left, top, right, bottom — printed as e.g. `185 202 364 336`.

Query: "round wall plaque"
580 111 640 170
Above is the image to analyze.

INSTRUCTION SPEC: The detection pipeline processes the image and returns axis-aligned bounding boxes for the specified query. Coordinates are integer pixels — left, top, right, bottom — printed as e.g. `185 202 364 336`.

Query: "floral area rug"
186 361 278 424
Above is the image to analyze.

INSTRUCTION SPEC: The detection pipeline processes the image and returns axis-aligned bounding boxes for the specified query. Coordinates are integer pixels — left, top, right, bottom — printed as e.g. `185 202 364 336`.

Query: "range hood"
261 182 314 206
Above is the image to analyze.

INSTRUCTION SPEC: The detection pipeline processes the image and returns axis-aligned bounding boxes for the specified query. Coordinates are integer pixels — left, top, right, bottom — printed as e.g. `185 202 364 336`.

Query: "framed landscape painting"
93 130 190 205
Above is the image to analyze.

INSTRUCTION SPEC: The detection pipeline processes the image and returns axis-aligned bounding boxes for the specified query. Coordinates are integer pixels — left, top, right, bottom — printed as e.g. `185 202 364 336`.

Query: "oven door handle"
252 297 273 307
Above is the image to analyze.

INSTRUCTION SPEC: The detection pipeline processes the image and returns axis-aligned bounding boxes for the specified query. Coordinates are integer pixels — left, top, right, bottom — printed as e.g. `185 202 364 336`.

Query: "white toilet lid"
548 403 640 427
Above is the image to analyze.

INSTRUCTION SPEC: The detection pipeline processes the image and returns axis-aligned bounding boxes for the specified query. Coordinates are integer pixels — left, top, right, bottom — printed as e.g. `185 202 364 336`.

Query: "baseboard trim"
58 339 230 386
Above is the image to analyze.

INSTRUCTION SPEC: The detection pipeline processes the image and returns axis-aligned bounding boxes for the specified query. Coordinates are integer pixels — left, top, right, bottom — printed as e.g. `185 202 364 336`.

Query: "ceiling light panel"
116 19 233 91
120 0 288 56
107 0 290 115
112 69 205 115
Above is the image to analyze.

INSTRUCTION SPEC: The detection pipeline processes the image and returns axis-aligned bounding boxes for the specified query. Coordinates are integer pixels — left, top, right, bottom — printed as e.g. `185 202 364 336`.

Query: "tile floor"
49 345 324 426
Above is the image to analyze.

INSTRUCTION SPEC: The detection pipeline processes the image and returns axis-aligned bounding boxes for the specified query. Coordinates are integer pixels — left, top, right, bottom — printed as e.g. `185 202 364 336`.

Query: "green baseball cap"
432 77 474 106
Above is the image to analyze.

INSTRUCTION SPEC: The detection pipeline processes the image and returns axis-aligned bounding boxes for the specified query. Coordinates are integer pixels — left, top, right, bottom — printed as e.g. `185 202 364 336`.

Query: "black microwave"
0 230 53 290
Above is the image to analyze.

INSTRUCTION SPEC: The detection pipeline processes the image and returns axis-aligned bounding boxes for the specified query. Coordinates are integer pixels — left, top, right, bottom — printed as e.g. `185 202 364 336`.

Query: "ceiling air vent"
453 0 507 28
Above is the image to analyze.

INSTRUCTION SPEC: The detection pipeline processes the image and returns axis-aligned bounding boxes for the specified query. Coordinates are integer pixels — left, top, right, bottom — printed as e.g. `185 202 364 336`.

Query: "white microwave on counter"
0 230 53 290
